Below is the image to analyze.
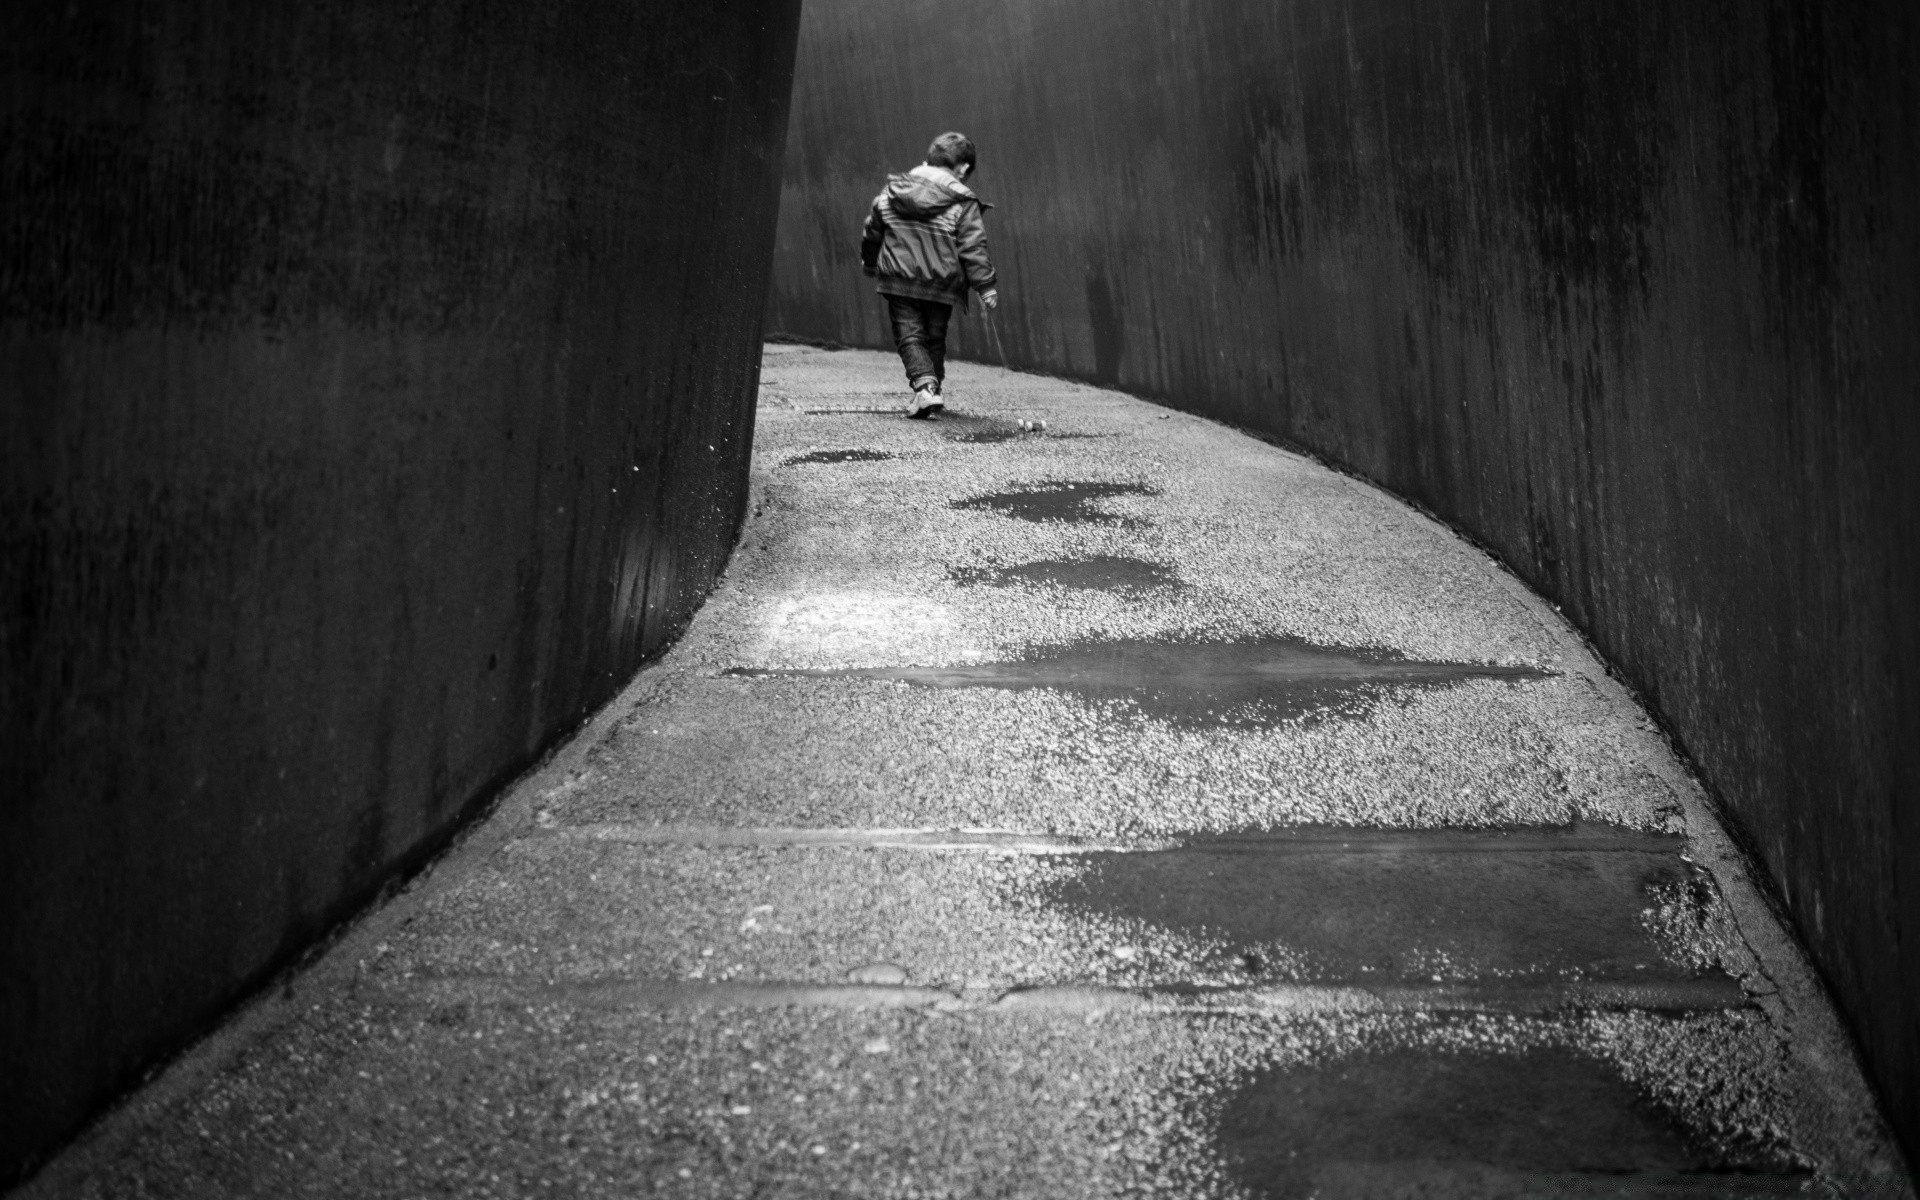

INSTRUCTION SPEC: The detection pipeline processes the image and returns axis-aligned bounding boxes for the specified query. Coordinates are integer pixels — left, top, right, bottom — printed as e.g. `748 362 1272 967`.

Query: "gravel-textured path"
26 345 1910 1198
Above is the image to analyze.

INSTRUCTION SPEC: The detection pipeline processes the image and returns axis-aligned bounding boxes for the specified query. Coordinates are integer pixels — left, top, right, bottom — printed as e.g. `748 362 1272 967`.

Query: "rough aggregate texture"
48 1003 1808 1200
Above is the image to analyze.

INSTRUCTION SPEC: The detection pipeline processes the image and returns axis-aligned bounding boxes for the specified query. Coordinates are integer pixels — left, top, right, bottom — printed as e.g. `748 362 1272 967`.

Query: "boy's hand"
981 289 999 310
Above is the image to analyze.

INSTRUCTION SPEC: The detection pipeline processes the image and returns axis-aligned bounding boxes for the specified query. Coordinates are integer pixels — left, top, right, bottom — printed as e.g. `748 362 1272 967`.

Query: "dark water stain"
1214 1044 1805 1197
764 332 847 351
793 411 1045 445
951 480 1157 525
727 636 1547 729
946 416 1118 442
781 448 896 466
785 412 1106 442
1086 266 1125 385
1042 839 1701 984
949 555 1182 592
340 798 388 898
934 413 1026 443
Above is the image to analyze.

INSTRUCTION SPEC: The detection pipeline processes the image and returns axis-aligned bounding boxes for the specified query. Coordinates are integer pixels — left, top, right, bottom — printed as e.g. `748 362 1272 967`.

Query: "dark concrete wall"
1 0 799 1179
769 0 1920 1160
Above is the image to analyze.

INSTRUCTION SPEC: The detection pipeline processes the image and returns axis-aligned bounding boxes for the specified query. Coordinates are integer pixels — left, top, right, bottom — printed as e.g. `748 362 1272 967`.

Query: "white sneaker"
905 387 944 419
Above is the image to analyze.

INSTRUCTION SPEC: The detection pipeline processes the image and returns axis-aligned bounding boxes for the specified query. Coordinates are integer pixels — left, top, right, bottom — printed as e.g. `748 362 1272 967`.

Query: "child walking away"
860 132 1000 418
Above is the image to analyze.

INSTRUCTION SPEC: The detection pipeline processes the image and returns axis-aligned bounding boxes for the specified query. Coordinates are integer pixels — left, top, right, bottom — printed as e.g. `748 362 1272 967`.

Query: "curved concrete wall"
768 0 1920 1160
1 0 799 1178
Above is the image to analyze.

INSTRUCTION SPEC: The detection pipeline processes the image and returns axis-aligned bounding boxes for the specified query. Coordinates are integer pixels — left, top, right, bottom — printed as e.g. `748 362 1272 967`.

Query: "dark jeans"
884 294 952 393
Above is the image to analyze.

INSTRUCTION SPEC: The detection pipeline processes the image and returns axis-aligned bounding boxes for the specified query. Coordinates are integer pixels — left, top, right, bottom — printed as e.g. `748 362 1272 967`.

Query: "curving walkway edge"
25 345 1911 1198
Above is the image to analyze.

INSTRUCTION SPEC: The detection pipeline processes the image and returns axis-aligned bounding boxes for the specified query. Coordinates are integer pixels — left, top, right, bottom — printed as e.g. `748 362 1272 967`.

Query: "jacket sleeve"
955 200 998 293
859 198 885 276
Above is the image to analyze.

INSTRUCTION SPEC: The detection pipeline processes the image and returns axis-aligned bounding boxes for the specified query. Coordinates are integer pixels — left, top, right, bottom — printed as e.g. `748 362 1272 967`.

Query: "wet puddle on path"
949 555 1182 592
1040 835 1706 984
781 448 896 466
936 413 1027 443
794 409 1101 441
939 418 1111 443
951 480 1159 525
728 637 1547 729
1212 1044 1807 1198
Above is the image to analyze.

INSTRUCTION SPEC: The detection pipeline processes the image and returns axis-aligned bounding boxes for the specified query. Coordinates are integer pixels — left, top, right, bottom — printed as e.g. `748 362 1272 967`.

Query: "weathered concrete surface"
765 0 1920 1162
0 1 800 1180
22 348 1907 1197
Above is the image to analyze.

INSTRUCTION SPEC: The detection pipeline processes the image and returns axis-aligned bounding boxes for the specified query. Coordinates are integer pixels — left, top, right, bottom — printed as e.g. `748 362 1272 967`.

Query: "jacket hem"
877 278 966 308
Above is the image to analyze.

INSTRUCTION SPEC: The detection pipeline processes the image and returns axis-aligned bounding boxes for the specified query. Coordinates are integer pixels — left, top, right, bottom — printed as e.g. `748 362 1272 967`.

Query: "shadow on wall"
0 0 801 1180
767 0 1920 1165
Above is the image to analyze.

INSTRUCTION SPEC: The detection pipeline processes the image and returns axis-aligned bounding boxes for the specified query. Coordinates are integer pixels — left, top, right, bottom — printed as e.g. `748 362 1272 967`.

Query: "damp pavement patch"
1213 1041 1809 1197
951 479 1159 524
936 412 1029 443
1042 838 1730 986
781 448 897 466
727 636 1550 729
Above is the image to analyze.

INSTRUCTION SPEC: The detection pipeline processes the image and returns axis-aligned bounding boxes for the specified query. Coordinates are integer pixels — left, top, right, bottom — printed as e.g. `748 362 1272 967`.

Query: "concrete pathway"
28 345 1911 1198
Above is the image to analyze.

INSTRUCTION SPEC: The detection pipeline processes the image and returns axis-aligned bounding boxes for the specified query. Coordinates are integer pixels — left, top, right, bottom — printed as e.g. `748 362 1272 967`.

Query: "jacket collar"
911 162 963 188
908 162 991 209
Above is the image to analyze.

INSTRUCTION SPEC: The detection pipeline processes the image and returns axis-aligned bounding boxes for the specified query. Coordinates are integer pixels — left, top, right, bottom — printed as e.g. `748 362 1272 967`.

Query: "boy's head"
925 132 977 178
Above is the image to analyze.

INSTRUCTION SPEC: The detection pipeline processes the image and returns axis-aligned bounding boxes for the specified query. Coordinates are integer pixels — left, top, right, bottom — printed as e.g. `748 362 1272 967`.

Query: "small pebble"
1111 946 1138 961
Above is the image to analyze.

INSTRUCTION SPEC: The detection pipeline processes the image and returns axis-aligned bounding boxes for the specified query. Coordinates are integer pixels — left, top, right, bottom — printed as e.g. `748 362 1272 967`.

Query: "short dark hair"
926 132 976 171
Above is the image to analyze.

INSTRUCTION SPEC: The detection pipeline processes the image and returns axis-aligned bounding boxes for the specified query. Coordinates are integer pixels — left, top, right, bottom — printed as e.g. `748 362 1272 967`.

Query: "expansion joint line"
380 975 1750 1018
